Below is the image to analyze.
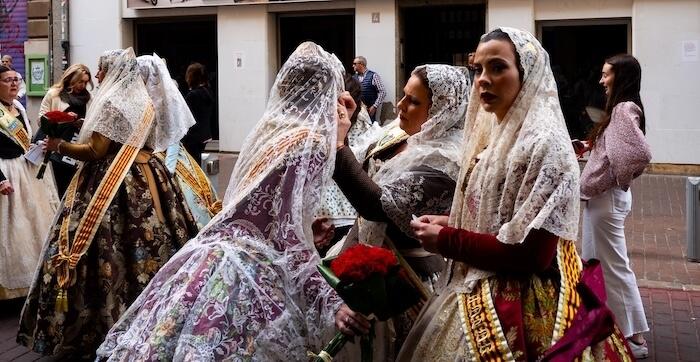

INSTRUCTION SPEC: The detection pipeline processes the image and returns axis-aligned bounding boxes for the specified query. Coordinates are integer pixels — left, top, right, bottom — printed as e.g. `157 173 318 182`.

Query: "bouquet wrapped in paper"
36 111 77 179
311 244 427 361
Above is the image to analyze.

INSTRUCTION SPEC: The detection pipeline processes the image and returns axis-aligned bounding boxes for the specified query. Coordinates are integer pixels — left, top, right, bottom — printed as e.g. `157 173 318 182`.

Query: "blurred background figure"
352 55 386 124
182 62 214 165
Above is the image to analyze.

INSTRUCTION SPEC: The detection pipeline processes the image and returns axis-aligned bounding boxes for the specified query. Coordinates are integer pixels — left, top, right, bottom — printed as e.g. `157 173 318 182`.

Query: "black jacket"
184 86 214 144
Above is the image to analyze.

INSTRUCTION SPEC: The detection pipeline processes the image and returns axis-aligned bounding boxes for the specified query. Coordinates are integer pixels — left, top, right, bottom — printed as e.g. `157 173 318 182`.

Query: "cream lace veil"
137 54 195 152
448 27 580 289
78 48 155 149
360 64 469 242
96 42 347 360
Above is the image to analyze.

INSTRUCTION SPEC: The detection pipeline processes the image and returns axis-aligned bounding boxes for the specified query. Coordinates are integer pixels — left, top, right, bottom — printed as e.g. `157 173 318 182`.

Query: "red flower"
330 244 398 282
44 111 75 124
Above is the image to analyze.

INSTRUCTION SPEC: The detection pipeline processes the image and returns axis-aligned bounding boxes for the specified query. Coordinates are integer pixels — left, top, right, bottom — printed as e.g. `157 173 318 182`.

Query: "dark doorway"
135 17 219 139
278 13 355 74
400 4 485 86
540 21 629 139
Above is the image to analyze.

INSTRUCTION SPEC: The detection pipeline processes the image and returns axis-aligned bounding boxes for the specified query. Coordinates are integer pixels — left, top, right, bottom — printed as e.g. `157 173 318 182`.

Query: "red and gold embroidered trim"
459 280 514 361
51 103 155 312
552 239 583 343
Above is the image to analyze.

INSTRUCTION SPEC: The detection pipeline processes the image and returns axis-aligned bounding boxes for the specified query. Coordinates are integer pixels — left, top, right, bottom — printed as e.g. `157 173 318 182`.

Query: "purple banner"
1 0 28 80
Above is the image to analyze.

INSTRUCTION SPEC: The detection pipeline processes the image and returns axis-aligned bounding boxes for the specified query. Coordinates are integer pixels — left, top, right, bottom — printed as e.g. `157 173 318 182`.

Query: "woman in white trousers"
580 53 652 359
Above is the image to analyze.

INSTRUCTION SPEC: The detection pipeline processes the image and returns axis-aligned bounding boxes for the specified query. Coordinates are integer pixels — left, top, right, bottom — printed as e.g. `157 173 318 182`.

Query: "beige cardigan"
38 88 70 118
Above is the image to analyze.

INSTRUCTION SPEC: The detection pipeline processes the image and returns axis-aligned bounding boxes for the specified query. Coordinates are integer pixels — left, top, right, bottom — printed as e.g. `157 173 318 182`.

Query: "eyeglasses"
0 77 20 84
352 62 361 65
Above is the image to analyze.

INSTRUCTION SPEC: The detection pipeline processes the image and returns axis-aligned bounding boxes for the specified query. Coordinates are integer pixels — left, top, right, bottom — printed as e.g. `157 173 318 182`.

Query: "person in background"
137 54 221 230
401 28 634 361
0 65 60 301
182 62 214 165
580 53 652 359
17 49 198 360
36 63 93 196
1 55 26 99
352 55 386 124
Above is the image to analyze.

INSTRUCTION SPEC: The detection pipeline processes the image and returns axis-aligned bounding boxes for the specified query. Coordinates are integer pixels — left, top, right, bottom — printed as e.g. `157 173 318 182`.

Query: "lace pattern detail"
446 28 580 291
78 48 155 149
97 42 345 361
360 65 469 242
137 54 195 152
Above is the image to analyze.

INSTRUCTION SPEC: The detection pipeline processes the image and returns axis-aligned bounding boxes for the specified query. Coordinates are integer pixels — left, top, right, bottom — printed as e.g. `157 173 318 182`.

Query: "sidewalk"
1 173 699 361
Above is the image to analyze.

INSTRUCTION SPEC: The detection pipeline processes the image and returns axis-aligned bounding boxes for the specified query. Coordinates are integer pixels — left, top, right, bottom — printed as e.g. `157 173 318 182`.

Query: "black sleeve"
333 146 388 221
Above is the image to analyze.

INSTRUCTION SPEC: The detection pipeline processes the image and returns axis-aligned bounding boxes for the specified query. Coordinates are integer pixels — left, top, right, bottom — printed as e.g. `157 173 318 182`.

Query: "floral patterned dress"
17 148 198 359
96 146 343 361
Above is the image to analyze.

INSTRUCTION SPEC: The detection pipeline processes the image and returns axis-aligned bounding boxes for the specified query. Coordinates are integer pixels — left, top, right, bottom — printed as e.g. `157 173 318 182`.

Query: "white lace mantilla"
137 54 195 152
445 27 581 292
97 42 348 361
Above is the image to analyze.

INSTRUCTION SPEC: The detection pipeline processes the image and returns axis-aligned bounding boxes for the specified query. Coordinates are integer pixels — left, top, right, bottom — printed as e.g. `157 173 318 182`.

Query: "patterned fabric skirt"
398 270 633 361
0 157 59 300
16 152 197 359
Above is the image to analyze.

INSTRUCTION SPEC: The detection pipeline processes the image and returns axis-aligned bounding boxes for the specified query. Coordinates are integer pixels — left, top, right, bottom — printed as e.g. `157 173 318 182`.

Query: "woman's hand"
336 92 355 149
410 215 447 253
45 137 62 152
335 304 371 336
339 91 357 121
67 111 78 120
312 217 335 249
415 214 449 227
0 180 14 195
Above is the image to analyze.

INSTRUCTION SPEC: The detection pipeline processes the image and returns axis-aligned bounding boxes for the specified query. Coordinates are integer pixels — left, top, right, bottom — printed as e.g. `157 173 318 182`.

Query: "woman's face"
397 74 431 135
0 70 19 101
71 73 90 93
473 39 522 121
599 63 615 96
96 66 106 85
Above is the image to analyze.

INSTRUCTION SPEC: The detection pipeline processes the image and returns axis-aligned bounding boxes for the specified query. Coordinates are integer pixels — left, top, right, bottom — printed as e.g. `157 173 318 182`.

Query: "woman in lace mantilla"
17 49 198 360
401 28 634 361
96 42 354 361
331 64 469 360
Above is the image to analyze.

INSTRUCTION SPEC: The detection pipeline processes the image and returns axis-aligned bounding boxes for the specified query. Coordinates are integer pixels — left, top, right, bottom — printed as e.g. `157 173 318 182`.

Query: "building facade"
63 0 699 164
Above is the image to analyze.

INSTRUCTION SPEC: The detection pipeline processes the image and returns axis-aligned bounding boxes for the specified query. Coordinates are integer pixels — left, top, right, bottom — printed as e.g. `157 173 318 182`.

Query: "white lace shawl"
78 48 155 149
137 54 195 152
359 64 469 242
447 27 580 291
97 42 347 360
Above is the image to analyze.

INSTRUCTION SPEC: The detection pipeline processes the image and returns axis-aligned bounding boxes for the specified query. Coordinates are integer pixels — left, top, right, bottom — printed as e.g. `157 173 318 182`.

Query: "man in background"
352 56 386 124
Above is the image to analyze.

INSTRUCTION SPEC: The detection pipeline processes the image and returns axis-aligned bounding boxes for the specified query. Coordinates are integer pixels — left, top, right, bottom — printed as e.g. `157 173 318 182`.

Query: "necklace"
0 98 12 107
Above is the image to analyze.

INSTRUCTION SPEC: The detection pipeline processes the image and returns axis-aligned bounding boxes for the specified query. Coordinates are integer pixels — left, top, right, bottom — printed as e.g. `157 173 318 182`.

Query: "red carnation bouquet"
36 111 77 179
311 244 426 361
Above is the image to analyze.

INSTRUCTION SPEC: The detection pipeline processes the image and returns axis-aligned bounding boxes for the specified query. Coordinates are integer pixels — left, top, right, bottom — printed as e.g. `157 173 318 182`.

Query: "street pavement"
1 172 699 361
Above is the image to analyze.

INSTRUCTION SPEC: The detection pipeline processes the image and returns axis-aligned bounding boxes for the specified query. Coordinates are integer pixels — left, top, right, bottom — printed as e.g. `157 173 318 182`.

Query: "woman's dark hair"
344 74 362 124
186 62 209 88
0 65 12 76
411 66 434 100
480 29 524 82
589 54 645 144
